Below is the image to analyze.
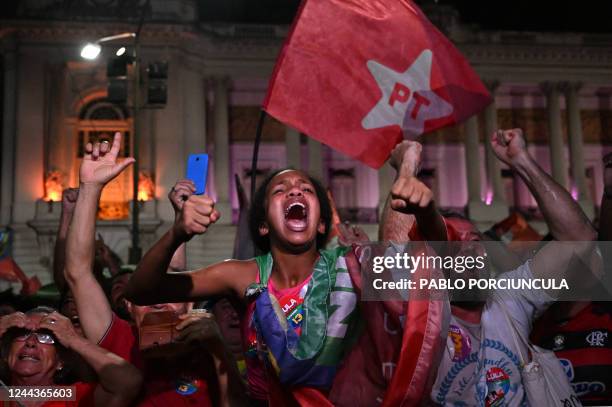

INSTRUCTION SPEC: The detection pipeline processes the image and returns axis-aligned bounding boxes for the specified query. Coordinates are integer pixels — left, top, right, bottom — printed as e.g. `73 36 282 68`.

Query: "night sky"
0 0 611 34
198 0 612 34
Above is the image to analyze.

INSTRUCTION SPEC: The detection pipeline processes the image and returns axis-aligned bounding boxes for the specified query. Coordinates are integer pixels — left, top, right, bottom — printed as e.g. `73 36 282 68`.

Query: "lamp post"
80 31 142 263
130 35 142 264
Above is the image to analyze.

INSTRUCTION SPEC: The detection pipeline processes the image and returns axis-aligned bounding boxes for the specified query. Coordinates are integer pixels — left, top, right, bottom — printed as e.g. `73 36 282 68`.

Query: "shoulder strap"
254 253 273 286
493 294 533 365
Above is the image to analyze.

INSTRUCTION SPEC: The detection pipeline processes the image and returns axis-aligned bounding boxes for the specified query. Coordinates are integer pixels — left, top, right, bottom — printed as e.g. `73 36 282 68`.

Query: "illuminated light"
484 189 493 206
80 43 101 60
98 202 129 220
116 47 126 56
138 171 155 202
570 186 579 201
47 190 61 202
44 170 65 202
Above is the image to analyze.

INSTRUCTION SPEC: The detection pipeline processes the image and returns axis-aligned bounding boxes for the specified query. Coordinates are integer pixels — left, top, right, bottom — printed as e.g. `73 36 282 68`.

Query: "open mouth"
18 353 40 362
284 201 308 232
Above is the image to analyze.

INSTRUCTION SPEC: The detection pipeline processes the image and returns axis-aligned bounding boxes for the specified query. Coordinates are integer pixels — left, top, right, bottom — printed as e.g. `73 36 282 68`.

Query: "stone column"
13 53 45 223
212 77 231 223
1 46 17 226
541 82 568 188
563 82 593 218
483 82 506 205
183 68 207 154
378 162 394 218
307 137 323 180
285 126 301 169
464 116 482 204
481 81 508 221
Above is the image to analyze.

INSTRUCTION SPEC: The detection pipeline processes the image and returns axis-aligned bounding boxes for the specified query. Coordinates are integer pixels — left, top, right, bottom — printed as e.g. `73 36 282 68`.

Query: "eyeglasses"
14 331 55 345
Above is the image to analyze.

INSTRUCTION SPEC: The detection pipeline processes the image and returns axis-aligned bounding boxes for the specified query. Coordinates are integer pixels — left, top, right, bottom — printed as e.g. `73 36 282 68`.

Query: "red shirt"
532 303 612 405
99 314 214 407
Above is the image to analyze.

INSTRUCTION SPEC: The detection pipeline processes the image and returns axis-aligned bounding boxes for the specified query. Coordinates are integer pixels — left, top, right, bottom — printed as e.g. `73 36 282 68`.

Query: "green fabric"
253 246 358 362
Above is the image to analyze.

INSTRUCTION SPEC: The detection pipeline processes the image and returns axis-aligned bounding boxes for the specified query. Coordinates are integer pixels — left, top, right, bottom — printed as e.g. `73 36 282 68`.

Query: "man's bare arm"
53 188 79 292
380 141 447 242
65 133 134 343
40 312 142 406
491 129 596 284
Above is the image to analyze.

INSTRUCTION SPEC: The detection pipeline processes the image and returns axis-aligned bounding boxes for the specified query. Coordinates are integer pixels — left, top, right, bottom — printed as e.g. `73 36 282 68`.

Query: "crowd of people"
0 128 610 406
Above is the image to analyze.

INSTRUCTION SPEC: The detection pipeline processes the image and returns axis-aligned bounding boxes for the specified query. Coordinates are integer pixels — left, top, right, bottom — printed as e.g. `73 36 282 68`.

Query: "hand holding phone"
186 153 209 195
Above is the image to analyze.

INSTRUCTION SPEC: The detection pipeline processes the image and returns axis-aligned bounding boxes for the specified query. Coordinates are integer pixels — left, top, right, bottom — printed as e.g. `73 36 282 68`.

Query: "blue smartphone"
186 153 209 195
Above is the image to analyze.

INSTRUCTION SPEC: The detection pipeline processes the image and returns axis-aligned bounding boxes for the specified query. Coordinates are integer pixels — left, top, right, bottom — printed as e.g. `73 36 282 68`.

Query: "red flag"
0 257 41 295
263 0 491 168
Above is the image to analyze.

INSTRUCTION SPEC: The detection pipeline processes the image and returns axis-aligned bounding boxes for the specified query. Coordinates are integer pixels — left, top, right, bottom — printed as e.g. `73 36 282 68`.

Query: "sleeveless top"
242 246 360 398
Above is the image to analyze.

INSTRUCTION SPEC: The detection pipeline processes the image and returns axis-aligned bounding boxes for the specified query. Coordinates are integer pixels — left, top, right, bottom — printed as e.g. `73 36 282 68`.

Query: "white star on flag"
362 49 454 138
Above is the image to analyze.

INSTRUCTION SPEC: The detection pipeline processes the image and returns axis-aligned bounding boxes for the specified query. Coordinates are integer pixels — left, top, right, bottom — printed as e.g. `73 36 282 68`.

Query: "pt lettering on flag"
263 0 491 168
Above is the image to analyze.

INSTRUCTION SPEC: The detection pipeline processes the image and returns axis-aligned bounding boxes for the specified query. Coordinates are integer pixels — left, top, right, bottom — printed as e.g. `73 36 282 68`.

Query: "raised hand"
38 311 80 349
337 222 370 246
390 175 434 214
174 311 222 347
0 312 28 337
490 128 528 167
79 132 135 187
168 179 196 213
61 188 79 214
389 140 422 177
172 195 220 241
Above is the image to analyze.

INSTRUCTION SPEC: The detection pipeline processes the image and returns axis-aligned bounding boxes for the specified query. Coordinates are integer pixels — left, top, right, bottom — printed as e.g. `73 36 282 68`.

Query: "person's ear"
259 222 269 237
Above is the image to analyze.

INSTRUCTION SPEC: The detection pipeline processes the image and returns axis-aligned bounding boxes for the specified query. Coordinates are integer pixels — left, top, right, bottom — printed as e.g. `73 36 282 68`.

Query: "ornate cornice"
2 20 612 74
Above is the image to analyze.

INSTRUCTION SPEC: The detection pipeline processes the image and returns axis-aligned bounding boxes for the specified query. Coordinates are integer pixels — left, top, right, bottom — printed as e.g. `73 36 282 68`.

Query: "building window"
76 99 132 220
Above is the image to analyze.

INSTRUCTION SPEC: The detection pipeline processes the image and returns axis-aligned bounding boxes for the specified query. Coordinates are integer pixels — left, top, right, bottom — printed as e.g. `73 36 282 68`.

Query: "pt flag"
263 0 492 168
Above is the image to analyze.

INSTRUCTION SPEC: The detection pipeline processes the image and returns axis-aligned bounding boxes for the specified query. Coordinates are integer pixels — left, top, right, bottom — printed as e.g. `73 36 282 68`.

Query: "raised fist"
61 188 79 213
168 180 196 213
390 175 434 214
172 195 220 241
490 128 528 167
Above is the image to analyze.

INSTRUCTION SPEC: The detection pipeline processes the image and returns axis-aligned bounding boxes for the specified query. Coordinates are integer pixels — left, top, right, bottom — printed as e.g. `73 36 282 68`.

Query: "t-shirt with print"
431 261 555 407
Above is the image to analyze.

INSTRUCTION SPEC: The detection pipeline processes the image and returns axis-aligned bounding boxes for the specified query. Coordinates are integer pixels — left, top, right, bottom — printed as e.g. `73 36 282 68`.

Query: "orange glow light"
44 170 64 202
138 171 155 202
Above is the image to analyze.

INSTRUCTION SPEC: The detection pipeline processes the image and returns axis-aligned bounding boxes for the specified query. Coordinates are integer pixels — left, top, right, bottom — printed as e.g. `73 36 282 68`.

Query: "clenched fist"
172 195 220 241
390 175 434 214
168 180 196 214
490 128 528 167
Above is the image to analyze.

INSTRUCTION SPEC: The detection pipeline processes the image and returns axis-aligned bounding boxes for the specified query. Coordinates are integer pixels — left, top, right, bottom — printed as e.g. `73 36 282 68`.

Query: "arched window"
76 99 132 220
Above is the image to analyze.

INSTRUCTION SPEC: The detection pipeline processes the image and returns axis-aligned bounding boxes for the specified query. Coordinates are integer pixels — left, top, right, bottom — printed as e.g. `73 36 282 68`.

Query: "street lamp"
80 31 143 264
79 33 136 60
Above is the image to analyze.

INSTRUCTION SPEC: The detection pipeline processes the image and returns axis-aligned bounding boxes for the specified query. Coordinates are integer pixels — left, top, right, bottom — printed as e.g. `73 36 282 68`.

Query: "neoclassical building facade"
1 0 611 286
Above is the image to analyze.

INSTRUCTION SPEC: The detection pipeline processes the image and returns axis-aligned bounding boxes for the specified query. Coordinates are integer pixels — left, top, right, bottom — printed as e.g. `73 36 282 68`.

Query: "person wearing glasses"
0 306 142 406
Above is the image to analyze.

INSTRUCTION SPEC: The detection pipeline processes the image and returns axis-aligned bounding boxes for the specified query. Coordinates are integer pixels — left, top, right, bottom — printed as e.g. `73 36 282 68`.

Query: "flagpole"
250 110 267 200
